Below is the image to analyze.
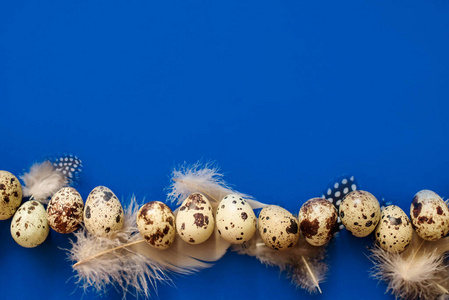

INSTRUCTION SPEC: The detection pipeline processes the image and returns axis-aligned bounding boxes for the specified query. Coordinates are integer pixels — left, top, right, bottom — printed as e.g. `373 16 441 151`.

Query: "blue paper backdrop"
1 1 448 299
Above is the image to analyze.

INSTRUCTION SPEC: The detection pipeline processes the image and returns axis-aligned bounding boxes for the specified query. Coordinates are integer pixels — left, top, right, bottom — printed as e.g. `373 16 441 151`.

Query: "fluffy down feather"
69 197 173 297
70 163 263 298
370 233 449 300
21 161 68 203
167 162 266 209
233 231 328 294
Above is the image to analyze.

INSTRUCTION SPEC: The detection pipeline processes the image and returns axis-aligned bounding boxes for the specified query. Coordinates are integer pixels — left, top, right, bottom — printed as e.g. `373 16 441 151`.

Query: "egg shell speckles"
410 190 449 241
84 186 124 237
0 170 22 220
47 187 84 234
216 194 257 244
176 193 214 244
137 201 176 250
339 190 380 237
258 205 300 250
298 198 338 246
375 205 413 253
11 201 49 248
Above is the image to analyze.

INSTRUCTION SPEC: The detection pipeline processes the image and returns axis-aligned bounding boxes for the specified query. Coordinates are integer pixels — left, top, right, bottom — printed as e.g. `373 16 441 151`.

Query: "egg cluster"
335 189 449 254
2 167 449 257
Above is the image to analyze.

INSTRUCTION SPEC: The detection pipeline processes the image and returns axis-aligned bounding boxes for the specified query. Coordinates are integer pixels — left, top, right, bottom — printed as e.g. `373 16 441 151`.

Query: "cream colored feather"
167 162 266 209
70 163 264 297
370 233 449 300
69 197 172 297
233 231 328 294
21 161 68 203
166 162 267 267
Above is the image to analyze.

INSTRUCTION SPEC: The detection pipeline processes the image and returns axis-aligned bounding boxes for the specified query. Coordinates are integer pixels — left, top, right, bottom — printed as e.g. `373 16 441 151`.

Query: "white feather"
70 163 263 297
21 161 68 203
69 197 173 297
233 231 328 294
167 162 266 209
370 233 449 300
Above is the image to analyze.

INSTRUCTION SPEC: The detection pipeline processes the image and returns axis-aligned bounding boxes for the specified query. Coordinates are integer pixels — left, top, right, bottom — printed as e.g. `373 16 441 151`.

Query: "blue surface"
1 1 449 299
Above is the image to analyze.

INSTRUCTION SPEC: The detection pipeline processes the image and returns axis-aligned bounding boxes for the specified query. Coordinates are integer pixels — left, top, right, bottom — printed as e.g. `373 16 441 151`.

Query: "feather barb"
301 255 322 294
73 239 146 267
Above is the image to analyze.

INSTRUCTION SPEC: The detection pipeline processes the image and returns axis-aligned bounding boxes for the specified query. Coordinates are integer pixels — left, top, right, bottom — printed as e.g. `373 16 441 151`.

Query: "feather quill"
233 230 327 294
70 162 263 297
370 233 449 300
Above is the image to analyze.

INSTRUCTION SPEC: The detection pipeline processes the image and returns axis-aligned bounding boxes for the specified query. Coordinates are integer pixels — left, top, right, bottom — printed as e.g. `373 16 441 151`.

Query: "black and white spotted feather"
320 175 358 233
51 153 83 184
21 154 82 204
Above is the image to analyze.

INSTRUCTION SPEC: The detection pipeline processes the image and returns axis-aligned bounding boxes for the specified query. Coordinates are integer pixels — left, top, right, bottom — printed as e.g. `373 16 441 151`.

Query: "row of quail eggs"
138 193 340 251
4 167 448 254
338 188 449 253
1 169 123 247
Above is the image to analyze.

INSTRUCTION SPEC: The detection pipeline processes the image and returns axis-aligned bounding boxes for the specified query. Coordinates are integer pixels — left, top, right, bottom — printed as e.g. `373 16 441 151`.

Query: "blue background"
1 1 448 299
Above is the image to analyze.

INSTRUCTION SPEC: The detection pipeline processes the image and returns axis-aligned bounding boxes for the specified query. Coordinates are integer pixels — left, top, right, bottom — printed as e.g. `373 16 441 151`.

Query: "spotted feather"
51 153 83 183
320 175 358 233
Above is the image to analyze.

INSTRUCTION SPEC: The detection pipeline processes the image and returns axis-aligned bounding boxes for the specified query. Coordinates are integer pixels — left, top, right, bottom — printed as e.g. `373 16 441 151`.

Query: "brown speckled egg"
0 170 22 220
176 193 214 244
216 194 257 244
375 205 413 253
258 205 299 250
137 201 176 250
84 186 124 237
410 190 449 241
298 198 338 246
339 190 380 237
47 187 84 234
11 201 49 248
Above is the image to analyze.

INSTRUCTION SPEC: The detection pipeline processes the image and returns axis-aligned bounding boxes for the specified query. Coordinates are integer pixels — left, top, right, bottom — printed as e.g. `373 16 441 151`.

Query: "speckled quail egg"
258 205 300 250
298 198 338 246
84 186 124 237
137 201 176 250
339 190 380 237
11 201 49 248
375 205 413 253
216 194 257 244
176 193 214 244
0 170 22 220
47 187 84 234
410 190 449 241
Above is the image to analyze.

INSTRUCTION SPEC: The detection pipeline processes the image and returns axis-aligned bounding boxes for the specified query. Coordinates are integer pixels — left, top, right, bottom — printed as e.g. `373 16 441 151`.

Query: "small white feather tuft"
233 232 328 294
167 162 266 209
370 233 449 300
21 161 68 204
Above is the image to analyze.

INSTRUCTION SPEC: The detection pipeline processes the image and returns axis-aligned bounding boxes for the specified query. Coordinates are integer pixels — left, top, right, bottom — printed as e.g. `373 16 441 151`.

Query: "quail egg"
258 205 300 250
84 186 124 237
216 194 257 244
176 193 214 244
339 190 380 237
410 190 449 241
0 170 22 220
298 198 338 246
375 205 413 253
11 201 49 248
137 201 176 250
47 187 84 234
